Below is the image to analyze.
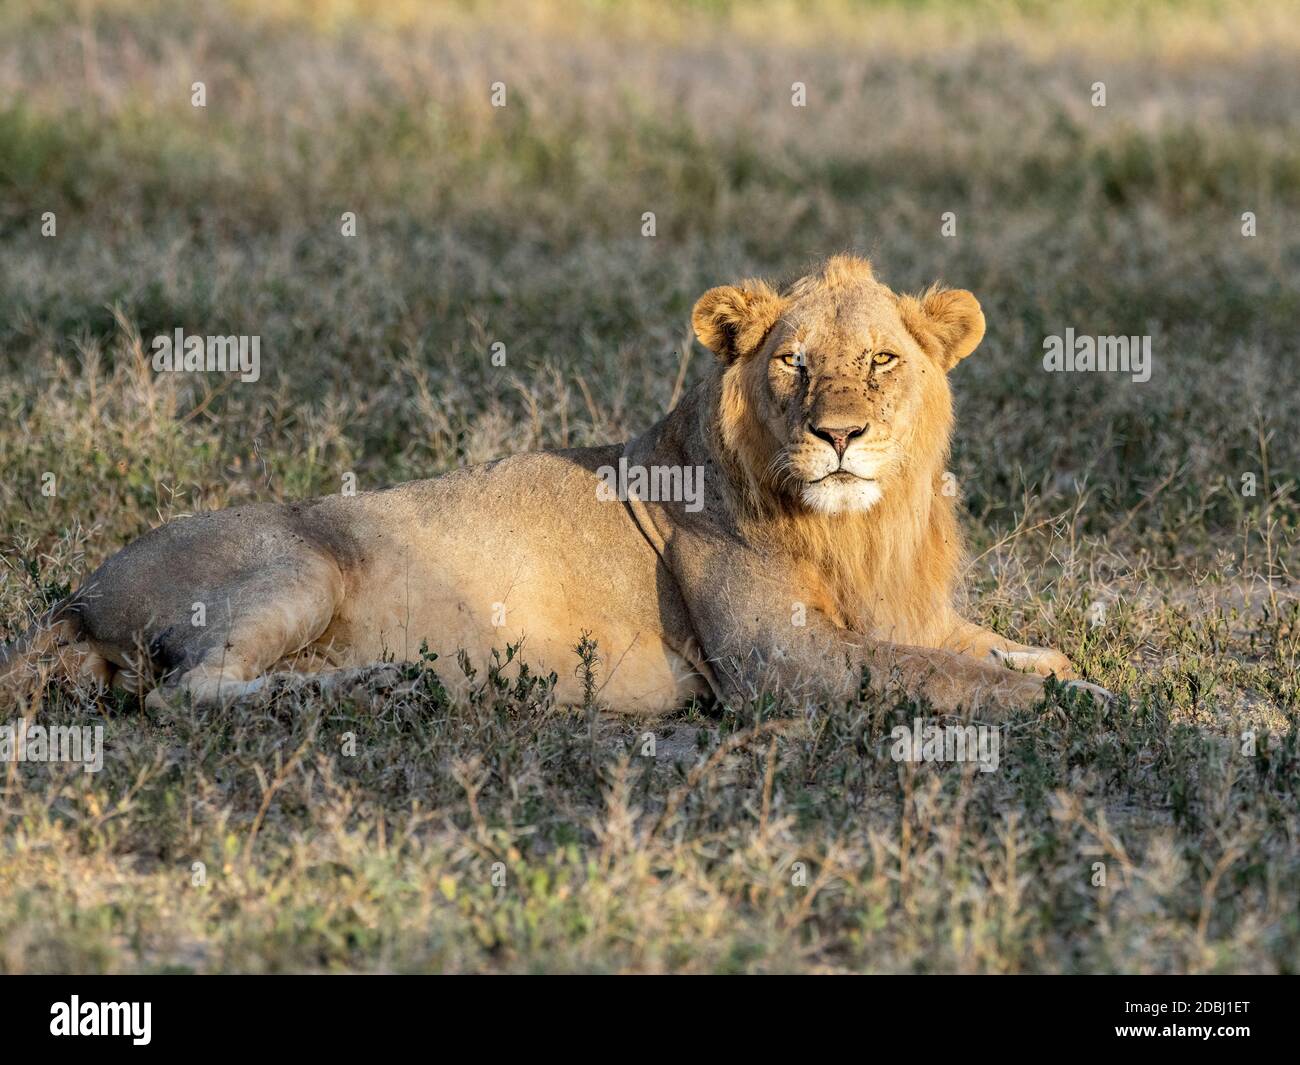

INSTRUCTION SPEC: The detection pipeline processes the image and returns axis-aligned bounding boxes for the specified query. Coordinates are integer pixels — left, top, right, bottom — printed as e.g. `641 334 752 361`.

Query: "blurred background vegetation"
2 0 1296 546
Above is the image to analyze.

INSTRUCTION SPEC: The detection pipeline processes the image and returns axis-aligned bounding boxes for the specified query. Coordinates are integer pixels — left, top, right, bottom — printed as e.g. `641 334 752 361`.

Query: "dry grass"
0 0 1298 973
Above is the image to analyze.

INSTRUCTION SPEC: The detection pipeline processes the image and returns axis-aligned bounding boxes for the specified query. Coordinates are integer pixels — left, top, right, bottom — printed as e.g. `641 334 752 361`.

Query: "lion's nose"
809 422 865 459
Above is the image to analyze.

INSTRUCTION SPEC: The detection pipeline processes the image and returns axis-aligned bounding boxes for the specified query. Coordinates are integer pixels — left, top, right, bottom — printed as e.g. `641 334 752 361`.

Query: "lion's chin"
800 477 883 515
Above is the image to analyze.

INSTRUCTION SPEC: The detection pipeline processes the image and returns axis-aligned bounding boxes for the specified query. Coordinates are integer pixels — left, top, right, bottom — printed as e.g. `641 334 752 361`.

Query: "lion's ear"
692 281 786 363
899 286 986 371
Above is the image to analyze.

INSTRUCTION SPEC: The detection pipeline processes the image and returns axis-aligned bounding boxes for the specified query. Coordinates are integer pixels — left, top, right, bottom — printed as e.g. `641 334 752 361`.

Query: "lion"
2 254 1107 715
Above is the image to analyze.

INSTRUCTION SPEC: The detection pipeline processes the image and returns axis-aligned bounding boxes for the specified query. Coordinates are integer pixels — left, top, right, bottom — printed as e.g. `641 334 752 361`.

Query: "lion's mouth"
809 470 873 485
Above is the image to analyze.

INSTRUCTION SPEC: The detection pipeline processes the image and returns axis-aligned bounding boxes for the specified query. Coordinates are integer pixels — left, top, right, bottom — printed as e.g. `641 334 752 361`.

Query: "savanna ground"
1 0 1298 974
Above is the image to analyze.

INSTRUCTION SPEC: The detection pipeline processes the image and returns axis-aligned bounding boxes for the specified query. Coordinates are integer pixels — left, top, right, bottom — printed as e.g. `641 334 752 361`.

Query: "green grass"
0 0 1298 973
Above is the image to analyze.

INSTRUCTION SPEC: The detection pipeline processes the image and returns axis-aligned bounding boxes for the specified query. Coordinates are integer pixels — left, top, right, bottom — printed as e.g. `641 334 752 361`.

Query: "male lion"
4 255 1106 714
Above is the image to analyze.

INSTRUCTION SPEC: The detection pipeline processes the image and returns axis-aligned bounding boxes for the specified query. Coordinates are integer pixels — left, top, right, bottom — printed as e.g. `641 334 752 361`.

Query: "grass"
0 0 1298 973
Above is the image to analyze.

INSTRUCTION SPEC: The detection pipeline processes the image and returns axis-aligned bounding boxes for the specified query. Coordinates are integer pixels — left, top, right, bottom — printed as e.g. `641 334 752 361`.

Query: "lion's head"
692 254 984 517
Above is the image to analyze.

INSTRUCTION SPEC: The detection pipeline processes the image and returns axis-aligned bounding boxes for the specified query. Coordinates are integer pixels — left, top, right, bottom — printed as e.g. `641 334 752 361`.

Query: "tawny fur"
2 254 1105 716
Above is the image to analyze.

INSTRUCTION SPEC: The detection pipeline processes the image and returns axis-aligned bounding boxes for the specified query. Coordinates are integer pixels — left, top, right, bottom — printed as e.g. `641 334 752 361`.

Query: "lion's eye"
780 352 806 369
871 352 898 367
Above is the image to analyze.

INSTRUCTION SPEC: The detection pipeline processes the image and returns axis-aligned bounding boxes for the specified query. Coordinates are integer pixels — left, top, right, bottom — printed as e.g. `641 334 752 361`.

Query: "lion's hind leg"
143 556 344 711
148 662 408 711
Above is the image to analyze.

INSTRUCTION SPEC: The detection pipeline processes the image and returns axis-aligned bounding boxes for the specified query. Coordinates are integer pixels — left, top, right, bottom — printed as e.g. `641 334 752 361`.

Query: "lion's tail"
0 602 83 683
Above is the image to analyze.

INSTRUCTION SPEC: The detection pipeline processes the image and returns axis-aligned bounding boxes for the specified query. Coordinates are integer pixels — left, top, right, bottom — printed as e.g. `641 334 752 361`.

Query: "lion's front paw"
1062 678 1114 705
989 646 1077 679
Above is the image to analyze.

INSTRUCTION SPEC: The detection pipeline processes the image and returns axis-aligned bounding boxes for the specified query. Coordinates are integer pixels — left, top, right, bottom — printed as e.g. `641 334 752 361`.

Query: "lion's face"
756 285 936 515
693 255 986 515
